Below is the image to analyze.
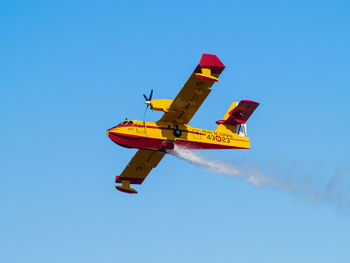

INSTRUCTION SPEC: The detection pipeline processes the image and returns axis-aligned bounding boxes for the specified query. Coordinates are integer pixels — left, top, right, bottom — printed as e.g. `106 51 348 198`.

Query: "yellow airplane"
107 54 259 194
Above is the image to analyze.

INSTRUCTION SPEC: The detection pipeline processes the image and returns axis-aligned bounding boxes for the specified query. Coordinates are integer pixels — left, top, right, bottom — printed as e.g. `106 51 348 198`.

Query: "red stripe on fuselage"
108 132 241 150
116 124 206 136
145 125 205 136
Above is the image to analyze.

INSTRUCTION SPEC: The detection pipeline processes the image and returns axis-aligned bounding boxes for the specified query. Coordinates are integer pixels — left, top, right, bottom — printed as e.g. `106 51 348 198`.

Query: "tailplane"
216 100 259 136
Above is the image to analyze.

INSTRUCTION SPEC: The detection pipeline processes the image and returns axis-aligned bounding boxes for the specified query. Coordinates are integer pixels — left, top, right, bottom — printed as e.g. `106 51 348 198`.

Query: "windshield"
109 120 133 130
115 120 134 126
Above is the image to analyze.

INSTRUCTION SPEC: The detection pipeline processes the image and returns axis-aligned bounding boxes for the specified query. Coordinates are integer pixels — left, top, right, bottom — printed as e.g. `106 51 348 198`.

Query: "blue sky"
1 0 350 262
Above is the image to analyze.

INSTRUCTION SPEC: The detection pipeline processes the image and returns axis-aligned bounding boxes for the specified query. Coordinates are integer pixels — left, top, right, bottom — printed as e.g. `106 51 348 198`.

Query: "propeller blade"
144 105 149 116
143 89 153 116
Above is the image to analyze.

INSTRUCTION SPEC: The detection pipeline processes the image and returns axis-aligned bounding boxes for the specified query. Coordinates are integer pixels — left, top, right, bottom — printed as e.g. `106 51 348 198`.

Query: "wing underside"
115 149 165 193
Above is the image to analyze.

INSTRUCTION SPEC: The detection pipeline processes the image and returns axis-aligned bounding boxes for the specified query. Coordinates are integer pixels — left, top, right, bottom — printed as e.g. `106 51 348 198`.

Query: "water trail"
169 145 266 187
169 146 350 208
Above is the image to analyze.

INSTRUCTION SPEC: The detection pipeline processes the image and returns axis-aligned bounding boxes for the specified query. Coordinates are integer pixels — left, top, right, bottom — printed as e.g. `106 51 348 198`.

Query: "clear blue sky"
1 0 350 262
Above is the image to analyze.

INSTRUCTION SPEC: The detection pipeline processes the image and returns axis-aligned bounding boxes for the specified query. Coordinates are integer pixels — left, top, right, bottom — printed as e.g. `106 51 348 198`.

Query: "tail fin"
215 101 239 134
216 100 259 136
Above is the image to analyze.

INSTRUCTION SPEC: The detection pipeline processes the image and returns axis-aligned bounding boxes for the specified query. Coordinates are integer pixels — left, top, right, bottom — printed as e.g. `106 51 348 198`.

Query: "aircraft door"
136 121 146 135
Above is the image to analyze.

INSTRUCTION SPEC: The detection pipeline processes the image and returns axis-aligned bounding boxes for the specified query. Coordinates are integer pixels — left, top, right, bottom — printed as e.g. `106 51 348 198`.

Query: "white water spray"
169 145 267 187
169 146 350 208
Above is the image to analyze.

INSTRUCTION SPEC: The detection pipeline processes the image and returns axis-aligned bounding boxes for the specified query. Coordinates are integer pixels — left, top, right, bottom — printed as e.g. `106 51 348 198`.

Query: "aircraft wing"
115 149 165 193
158 54 225 124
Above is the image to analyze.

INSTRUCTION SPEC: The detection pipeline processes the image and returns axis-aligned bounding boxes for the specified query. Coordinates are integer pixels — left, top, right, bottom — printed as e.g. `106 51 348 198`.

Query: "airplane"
107 54 259 194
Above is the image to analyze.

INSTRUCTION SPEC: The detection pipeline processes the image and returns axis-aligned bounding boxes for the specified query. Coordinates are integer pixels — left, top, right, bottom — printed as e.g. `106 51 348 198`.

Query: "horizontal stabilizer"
216 100 259 125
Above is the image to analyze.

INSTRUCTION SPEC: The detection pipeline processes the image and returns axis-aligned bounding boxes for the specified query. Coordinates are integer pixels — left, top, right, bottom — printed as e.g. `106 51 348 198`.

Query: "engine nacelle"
150 99 173 112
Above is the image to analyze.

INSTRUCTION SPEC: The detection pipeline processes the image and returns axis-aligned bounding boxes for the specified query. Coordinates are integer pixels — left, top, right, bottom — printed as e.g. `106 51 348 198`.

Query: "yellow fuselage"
107 120 250 151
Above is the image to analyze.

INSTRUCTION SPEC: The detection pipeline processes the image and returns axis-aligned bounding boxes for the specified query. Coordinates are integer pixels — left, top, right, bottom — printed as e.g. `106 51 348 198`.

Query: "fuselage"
107 120 250 151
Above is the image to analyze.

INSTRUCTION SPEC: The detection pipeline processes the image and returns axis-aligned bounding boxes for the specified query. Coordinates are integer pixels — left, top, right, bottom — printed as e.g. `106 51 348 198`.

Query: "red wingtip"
115 175 120 183
198 54 225 74
199 54 225 68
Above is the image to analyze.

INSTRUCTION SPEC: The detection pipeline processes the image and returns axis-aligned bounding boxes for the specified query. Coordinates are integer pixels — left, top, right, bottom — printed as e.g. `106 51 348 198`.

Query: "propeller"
143 89 153 115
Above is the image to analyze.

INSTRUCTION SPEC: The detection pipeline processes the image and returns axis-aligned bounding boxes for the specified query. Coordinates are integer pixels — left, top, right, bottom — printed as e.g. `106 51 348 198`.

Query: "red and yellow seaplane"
107 54 259 194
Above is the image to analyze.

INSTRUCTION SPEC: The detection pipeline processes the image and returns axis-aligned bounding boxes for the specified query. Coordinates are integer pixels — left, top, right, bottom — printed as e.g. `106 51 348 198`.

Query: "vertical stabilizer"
215 101 238 134
216 100 259 136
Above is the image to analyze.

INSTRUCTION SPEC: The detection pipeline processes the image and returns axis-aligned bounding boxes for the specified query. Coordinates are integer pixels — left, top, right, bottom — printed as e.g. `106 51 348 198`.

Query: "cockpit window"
115 120 133 127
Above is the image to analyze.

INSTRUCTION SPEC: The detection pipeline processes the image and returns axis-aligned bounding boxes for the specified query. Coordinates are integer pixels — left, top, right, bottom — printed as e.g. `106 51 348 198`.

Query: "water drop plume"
169 146 350 209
